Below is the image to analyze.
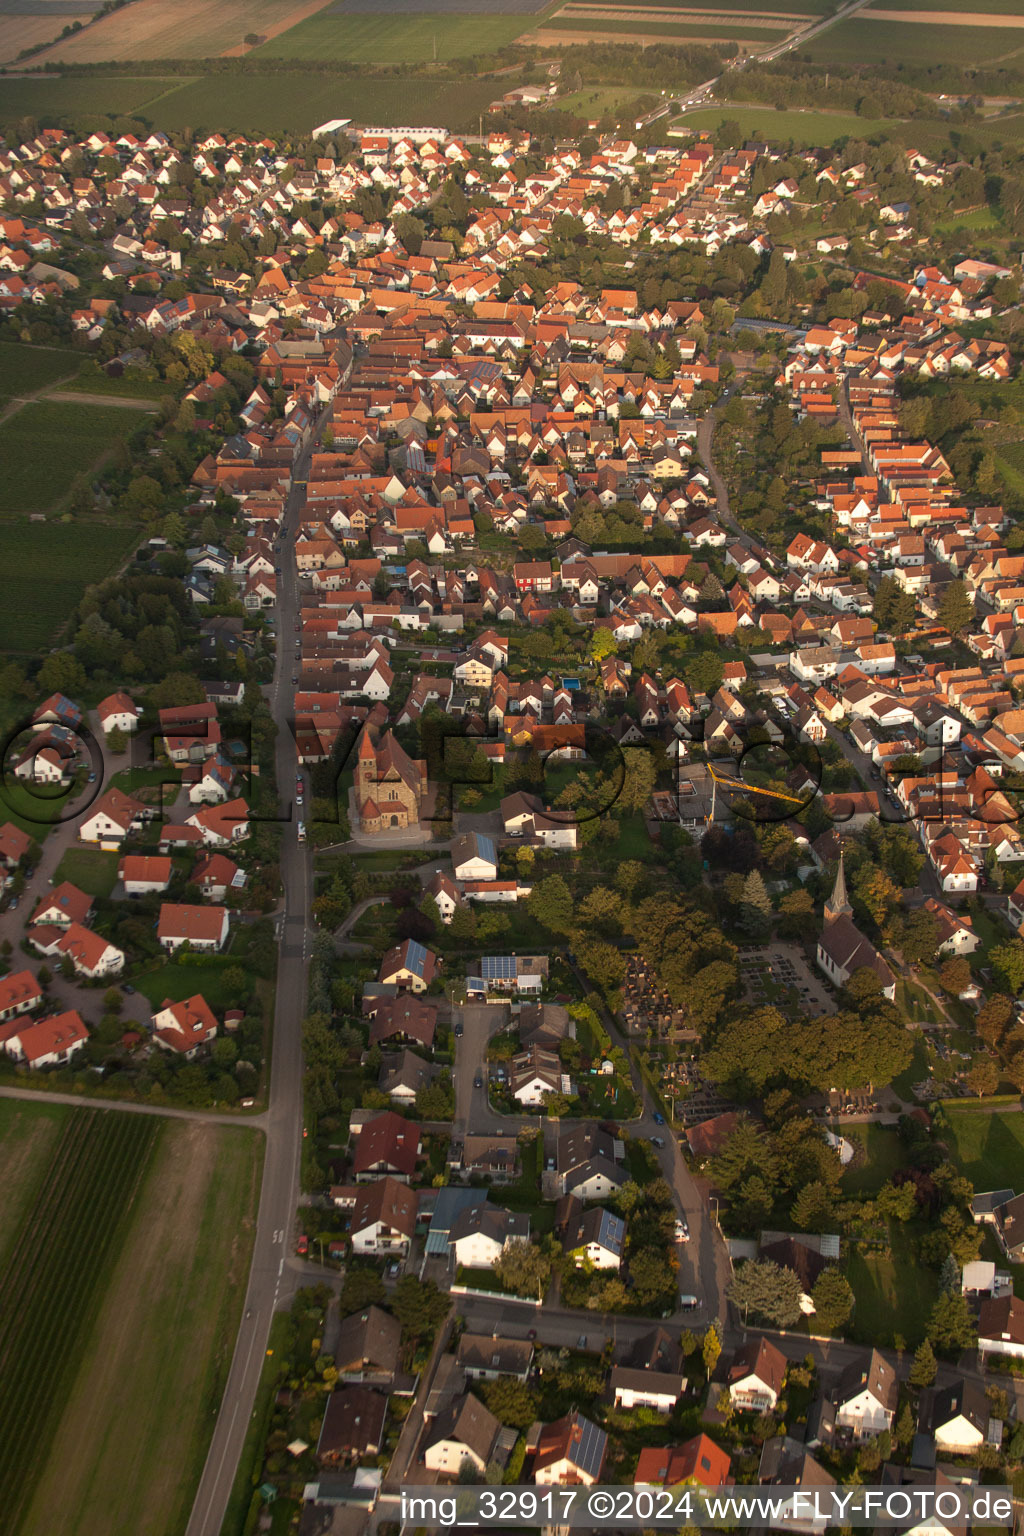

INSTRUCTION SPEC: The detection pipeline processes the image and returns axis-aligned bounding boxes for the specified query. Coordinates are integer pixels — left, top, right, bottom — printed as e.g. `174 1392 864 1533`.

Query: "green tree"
909 1338 937 1388
494 1238 551 1300
991 939 1024 995
728 1260 803 1328
391 1275 449 1340
702 1323 722 1379
937 579 973 637
480 1376 538 1431
927 1292 977 1354
810 1269 854 1334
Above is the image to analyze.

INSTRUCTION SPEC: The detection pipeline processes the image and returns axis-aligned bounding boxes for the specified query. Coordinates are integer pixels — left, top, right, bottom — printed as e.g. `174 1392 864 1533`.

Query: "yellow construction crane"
706 764 807 823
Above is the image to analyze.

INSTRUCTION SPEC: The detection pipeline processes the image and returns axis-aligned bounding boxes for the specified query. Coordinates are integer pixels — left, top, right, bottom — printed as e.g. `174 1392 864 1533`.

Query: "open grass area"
0 399 148 517
258 10 535 60
933 206 1004 234
132 956 248 1011
675 104 902 142
847 1222 939 1347
20 1118 263 1536
802 17 1024 64
63 367 175 401
0 1107 161 1533
54 845 119 898
0 522 137 655
0 1098 69 1273
841 1122 906 1196
0 342 79 398
942 1104 1024 1193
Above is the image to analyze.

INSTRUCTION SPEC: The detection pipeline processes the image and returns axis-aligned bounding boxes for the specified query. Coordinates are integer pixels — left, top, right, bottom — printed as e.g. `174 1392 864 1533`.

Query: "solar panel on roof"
405 940 428 974
481 955 516 979
571 1416 607 1479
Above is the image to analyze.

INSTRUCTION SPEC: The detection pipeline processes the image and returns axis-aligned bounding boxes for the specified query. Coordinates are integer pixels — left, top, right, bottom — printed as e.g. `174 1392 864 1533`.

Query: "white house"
564 1206 626 1270
156 902 229 953
152 993 218 1057
833 1350 898 1440
423 1394 501 1477
97 692 139 735
450 1204 529 1270
118 854 172 895
5 1008 88 1068
350 1177 417 1256
79 788 145 849
450 831 498 882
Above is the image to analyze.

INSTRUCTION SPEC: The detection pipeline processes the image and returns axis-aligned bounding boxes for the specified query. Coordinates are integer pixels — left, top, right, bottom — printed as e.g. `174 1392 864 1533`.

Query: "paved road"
184 421 324 1536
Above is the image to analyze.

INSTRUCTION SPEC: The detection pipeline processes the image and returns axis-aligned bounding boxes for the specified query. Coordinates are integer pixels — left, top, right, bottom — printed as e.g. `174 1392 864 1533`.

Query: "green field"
62 368 175 401
50 69 506 132
0 399 148 517
674 104 901 142
933 206 1003 234
0 342 79 399
803 18 1024 64
0 522 137 655
943 1105 1024 1193
54 846 119 898
0 1107 161 1533
0 1100 69 1272
258 11 535 61
15 1113 263 1536
0 74 184 129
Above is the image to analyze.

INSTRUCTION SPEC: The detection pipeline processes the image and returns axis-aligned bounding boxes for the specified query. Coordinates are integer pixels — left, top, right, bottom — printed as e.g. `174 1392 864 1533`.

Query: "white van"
297 821 306 843
679 1293 698 1311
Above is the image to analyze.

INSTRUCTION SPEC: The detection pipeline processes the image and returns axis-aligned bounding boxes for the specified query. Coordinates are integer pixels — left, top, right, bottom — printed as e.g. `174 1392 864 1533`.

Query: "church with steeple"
815 852 896 1002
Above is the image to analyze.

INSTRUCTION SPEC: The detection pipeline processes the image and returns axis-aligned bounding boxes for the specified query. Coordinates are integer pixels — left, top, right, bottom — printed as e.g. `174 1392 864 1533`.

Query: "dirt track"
862 7 1024 23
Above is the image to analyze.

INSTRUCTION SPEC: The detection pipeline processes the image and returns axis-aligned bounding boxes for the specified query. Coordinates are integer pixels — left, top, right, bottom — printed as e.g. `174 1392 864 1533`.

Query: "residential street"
184 414 323 1536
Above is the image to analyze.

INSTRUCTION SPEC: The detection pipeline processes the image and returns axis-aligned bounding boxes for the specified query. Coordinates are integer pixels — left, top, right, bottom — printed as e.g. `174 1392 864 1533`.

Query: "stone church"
355 726 427 834
815 852 896 1002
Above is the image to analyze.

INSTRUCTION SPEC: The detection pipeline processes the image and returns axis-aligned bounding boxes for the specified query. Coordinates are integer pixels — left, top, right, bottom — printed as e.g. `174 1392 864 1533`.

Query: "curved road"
184 423 321 1536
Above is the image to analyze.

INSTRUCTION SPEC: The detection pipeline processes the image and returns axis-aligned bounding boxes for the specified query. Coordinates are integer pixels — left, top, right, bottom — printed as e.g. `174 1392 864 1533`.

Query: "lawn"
933 206 1003 235
841 1122 906 1196
0 1107 161 1533
258 10 535 61
0 342 79 398
942 1105 1024 1194
54 846 119 898
132 956 249 1011
20 1119 263 1536
0 399 149 517
847 1222 939 1348
0 522 137 655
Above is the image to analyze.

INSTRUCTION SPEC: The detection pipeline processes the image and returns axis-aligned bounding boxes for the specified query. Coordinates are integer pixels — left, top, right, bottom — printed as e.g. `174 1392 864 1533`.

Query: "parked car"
650 1135 665 1149
576 1334 588 1349
652 1112 666 1125
297 1234 308 1256
679 1293 698 1310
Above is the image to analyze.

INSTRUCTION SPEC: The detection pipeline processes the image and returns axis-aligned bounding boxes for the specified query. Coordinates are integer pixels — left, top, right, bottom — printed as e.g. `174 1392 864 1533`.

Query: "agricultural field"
117 69 502 132
867 0 1024 9
19 1119 263 1536
803 17 1024 63
528 17 789 42
0 341 79 400
0 398 149 517
0 72 178 128
0 522 136 655
0 8 91 66
0 1099 69 1273
30 0 335 63
674 103 902 141
0 1107 161 1534
259 8 537 59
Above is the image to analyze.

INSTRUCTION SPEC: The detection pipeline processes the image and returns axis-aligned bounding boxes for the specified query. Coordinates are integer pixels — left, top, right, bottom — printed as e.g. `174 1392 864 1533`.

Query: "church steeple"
824 850 853 925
